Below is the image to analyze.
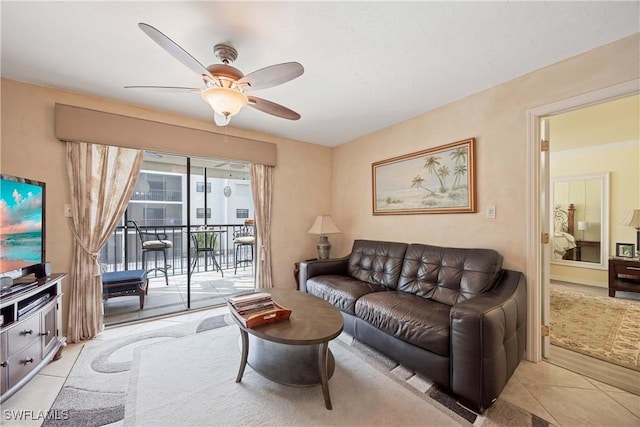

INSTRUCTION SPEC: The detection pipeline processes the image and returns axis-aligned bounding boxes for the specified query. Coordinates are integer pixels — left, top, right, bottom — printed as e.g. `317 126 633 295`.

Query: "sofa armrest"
298 256 349 292
449 269 527 412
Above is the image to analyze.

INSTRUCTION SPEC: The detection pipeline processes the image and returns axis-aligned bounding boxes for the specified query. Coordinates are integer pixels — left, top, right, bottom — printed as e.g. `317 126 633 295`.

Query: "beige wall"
332 34 640 274
550 94 640 151
1 79 333 331
2 33 639 338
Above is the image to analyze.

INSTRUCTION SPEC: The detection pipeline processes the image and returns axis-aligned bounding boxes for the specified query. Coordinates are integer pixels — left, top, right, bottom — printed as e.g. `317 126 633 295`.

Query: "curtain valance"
54 103 277 166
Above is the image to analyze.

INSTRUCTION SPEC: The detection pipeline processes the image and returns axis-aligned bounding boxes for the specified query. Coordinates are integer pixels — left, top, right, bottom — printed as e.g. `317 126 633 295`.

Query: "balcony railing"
130 189 182 202
98 223 253 278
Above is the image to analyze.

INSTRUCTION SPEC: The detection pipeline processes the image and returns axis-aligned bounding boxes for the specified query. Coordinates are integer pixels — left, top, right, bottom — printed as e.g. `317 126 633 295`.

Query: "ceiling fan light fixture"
132 25 303 124
201 87 248 118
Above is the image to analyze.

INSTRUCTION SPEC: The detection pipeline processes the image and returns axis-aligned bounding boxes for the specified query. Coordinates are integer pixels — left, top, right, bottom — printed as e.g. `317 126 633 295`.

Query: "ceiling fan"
126 23 304 126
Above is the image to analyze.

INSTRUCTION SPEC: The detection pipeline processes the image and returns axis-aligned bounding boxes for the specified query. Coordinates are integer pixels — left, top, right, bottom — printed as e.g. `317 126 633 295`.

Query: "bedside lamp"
308 215 341 259
577 221 588 241
621 209 640 251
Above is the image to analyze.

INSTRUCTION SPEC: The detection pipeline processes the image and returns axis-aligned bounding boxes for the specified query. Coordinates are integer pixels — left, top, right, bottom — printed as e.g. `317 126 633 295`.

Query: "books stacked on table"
227 292 291 328
228 292 275 314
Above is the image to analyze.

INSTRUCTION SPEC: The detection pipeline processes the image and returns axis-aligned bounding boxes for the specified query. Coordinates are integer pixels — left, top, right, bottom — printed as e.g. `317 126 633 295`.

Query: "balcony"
130 188 183 202
100 223 255 325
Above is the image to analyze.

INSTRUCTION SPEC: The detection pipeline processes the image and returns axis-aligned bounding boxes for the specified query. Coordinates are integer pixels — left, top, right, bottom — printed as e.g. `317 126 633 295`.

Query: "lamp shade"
201 87 248 117
621 209 640 228
577 221 589 231
308 215 341 235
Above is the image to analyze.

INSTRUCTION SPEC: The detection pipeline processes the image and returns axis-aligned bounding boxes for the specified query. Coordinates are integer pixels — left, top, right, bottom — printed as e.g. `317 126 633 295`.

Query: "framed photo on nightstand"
616 243 635 258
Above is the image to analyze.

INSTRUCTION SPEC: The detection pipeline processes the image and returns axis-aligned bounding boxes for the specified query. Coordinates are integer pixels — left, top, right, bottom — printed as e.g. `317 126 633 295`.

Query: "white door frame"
524 79 639 362
539 118 551 358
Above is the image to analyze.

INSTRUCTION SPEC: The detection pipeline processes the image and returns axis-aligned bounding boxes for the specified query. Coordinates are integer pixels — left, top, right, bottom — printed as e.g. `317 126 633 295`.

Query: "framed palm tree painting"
372 138 476 215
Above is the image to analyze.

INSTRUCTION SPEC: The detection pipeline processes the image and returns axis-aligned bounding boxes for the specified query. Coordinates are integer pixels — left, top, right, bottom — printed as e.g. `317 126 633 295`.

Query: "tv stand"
0 273 66 403
10 276 39 287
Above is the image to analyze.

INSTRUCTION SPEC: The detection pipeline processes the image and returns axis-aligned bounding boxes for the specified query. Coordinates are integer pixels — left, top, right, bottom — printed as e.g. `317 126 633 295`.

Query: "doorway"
527 82 640 393
545 95 639 393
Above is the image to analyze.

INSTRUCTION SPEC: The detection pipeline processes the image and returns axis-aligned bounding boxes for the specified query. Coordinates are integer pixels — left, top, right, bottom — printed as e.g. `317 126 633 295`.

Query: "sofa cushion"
355 291 451 356
398 244 503 306
306 275 385 315
347 240 408 289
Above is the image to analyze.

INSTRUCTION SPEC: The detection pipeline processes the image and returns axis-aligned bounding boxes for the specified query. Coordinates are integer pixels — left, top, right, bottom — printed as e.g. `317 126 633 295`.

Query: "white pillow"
235 236 255 244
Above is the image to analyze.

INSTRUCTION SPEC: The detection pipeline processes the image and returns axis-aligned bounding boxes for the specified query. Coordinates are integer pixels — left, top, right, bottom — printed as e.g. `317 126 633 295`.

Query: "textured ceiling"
1 1 638 146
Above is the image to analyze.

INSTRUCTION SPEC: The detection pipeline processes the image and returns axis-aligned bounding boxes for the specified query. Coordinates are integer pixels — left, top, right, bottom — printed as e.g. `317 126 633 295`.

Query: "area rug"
550 289 640 371
44 314 551 427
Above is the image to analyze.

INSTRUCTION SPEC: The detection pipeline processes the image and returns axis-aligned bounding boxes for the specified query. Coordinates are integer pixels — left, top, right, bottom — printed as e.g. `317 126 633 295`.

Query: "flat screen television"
0 174 46 279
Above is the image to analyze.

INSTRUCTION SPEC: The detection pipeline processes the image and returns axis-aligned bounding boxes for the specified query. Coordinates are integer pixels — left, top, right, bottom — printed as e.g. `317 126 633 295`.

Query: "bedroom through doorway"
542 94 640 394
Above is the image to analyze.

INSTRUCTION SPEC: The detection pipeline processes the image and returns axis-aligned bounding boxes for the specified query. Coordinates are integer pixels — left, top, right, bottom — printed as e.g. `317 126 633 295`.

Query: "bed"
553 203 577 260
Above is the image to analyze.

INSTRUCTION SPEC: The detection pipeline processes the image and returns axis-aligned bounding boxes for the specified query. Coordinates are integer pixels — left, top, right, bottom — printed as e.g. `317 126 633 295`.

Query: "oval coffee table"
231 288 344 409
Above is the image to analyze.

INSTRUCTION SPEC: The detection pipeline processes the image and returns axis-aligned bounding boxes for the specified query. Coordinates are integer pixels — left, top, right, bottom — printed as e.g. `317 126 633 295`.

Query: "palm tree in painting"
423 156 441 175
411 175 424 189
422 155 442 191
452 164 467 189
450 147 467 166
411 174 435 195
436 165 450 192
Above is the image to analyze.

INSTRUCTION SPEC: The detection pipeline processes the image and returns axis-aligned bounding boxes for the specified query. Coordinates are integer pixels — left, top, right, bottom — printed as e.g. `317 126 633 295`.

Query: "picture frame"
372 138 476 215
616 243 635 258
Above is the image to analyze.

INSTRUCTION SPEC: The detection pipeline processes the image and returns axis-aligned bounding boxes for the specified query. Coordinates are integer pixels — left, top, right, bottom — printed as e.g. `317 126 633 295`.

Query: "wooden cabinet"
0 273 66 403
0 332 6 396
608 258 640 297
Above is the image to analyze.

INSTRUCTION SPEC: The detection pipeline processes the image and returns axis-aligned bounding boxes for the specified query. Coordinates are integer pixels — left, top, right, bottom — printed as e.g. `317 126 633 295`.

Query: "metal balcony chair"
128 220 172 286
232 224 255 275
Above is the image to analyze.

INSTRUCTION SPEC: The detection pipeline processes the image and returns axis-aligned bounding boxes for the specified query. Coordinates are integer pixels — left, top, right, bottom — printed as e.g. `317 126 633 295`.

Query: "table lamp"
621 209 640 251
308 215 341 259
577 221 588 240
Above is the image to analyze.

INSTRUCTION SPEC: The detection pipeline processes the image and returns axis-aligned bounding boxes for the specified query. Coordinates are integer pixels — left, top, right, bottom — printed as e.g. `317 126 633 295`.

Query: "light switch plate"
487 206 496 219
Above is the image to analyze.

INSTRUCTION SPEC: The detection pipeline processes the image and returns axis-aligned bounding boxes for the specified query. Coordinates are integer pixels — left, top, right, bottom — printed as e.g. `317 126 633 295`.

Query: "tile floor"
3 306 639 427
103 267 255 325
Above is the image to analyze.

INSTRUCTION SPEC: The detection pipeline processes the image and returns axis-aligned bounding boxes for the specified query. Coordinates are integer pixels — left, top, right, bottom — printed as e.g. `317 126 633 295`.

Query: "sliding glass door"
188 159 255 309
100 152 255 325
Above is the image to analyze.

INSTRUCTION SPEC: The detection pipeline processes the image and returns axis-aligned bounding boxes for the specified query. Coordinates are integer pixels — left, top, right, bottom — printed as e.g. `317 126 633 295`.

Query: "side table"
608 257 640 297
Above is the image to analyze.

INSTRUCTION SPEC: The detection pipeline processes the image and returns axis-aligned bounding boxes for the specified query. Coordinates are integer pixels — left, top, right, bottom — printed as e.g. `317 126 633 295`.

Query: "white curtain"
66 142 143 342
250 164 274 288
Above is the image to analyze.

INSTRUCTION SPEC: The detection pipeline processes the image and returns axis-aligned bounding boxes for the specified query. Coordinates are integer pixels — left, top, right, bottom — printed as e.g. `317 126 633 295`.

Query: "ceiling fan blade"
125 85 202 93
138 23 214 79
247 96 301 120
239 62 304 91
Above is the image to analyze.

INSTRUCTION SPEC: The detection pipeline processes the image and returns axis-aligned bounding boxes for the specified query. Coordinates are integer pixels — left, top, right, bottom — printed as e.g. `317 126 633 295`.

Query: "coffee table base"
235 330 336 409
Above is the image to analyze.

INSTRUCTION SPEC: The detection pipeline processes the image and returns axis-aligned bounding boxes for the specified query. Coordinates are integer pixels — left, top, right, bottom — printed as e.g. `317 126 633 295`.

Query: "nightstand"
608 258 640 297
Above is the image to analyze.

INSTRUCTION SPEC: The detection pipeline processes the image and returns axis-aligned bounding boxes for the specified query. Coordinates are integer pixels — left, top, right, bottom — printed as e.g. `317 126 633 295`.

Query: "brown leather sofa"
298 239 526 413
